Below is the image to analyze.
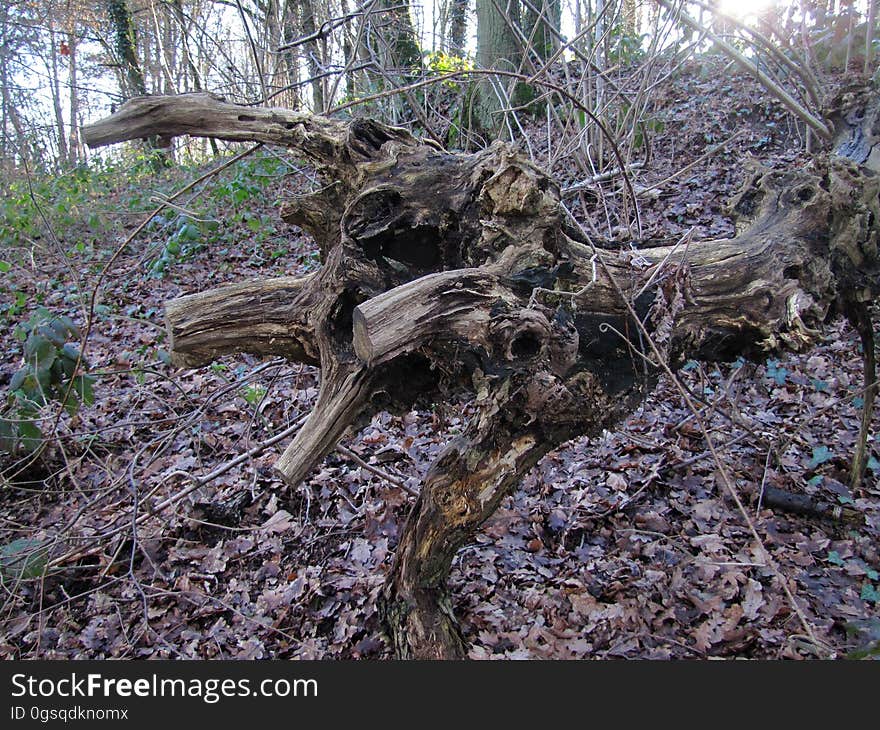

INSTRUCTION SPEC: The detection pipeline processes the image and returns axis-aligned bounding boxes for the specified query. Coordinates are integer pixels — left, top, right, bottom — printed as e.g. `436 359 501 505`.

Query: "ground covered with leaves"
1 57 878 659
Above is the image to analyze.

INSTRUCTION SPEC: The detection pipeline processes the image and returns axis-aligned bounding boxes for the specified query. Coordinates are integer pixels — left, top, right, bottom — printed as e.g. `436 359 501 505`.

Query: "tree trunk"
522 0 560 61
296 0 325 112
168 0 218 156
82 90 880 659
67 26 80 166
448 0 469 56
48 25 70 168
474 0 528 135
379 0 421 71
106 0 147 96
105 0 172 167
866 0 878 73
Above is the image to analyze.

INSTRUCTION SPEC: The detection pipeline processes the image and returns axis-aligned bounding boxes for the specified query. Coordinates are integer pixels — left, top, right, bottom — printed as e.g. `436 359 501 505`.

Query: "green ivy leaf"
25 333 55 364
861 583 880 604
0 418 16 453
16 420 43 450
0 538 48 581
808 445 832 469
827 550 846 567
9 368 28 392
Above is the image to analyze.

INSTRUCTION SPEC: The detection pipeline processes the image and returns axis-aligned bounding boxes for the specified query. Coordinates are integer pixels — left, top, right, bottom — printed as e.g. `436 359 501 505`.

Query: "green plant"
846 617 880 659
1 308 95 454
0 538 48 583
241 384 267 406
425 52 471 85
607 25 646 66
147 213 218 277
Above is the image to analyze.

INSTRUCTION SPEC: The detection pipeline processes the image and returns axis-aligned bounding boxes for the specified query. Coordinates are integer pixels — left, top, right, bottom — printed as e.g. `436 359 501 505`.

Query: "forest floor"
1 56 879 659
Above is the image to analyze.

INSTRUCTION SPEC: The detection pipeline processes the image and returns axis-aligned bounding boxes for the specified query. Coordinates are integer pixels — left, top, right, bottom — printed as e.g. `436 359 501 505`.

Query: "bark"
0 3 29 165
67 28 80 166
106 0 147 96
82 89 880 659
296 0 325 112
378 0 421 71
761 486 863 524
48 26 70 167
522 0 560 61
105 0 172 167
474 0 527 134
448 0 469 56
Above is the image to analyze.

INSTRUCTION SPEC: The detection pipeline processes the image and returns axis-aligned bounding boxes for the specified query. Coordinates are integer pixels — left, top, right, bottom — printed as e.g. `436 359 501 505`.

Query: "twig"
336 445 418 497
847 303 877 489
562 162 645 197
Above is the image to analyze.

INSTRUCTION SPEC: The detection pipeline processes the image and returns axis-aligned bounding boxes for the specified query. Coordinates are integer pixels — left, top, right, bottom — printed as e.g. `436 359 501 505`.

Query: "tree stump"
83 91 880 658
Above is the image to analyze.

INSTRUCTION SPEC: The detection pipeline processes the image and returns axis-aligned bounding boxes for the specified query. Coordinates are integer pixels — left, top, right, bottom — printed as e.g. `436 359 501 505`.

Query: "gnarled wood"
81 92 418 175
85 89 880 659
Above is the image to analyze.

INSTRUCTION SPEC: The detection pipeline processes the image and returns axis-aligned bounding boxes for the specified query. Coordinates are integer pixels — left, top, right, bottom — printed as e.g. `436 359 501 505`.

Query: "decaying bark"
83 90 880 659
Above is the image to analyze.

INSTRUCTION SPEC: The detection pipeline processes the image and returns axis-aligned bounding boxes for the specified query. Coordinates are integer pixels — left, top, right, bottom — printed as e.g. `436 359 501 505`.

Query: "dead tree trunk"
82 90 880 659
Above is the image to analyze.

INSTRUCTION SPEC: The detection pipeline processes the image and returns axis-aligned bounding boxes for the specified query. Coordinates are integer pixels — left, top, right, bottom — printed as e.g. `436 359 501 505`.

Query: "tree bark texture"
83 89 880 659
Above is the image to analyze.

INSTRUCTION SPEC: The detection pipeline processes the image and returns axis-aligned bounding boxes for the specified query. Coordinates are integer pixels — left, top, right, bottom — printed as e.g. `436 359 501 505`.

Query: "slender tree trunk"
106 0 172 166
48 25 70 168
340 0 357 99
0 6 29 168
623 0 638 35
381 0 421 71
106 0 148 96
296 0 325 112
0 3 10 163
169 0 218 156
67 26 80 166
448 0 468 56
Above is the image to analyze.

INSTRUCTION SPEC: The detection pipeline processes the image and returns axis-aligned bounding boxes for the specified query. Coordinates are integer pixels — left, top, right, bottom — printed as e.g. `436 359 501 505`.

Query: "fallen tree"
82 89 880 658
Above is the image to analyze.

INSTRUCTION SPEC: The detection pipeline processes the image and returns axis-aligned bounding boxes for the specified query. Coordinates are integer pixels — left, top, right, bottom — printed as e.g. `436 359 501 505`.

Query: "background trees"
3 1 879 172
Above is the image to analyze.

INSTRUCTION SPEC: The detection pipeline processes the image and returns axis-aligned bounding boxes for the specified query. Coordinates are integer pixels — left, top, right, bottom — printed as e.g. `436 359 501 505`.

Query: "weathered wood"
164 274 319 367
84 90 880 659
81 92 418 173
352 269 502 365
380 365 622 658
274 363 374 485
